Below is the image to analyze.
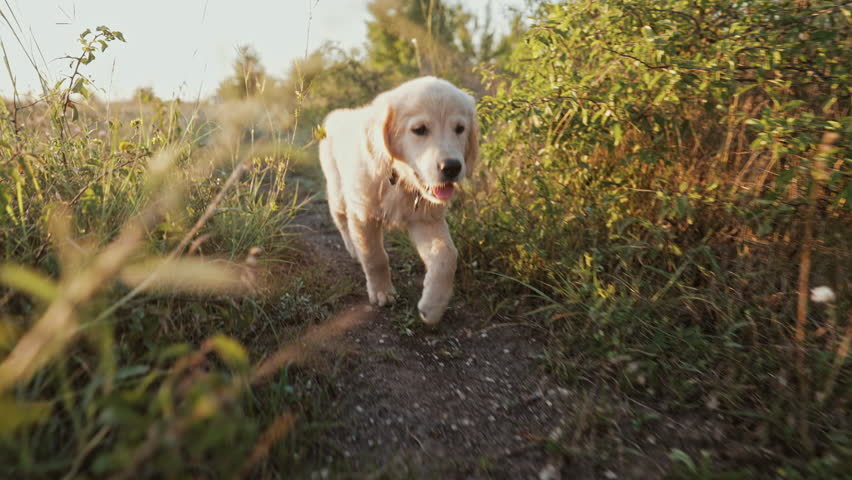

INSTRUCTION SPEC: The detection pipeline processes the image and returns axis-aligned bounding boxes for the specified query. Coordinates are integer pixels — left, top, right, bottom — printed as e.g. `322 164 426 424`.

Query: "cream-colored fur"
319 76 479 324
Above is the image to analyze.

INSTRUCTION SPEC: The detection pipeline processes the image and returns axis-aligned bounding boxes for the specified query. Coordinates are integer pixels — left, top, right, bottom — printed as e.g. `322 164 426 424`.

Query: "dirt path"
295 198 574 479
291 191 749 480
284 174 761 479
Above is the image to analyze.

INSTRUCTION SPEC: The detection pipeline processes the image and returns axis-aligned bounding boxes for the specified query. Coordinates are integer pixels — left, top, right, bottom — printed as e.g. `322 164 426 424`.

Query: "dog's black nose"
439 159 462 180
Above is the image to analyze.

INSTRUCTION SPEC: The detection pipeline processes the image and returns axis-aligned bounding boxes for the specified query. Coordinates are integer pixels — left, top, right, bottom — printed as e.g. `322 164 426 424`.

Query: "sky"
0 0 528 101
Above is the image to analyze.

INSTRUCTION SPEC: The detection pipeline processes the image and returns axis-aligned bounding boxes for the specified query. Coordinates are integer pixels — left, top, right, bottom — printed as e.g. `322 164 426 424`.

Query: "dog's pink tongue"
433 184 455 201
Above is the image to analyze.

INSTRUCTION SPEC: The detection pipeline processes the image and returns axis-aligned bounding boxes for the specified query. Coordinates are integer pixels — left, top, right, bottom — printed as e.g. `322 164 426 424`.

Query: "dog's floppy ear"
366 99 397 170
464 109 480 176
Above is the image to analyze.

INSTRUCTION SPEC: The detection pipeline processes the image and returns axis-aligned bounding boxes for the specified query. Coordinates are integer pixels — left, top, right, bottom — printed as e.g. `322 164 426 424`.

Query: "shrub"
456 0 850 474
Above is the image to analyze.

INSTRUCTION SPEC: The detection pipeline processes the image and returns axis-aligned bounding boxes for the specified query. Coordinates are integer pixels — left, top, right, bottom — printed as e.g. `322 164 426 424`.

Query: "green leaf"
612 123 623 146
71 77 86 93
0 397 52 434
0 264 59 302
115 365 150 381
669 448 697 472
775 168 795 188
209 335 248 369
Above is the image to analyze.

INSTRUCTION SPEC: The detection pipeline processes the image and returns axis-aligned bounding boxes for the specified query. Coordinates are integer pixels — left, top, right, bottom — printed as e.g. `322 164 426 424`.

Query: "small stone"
538 464 558 480
706 395 720 410
604 470 617 479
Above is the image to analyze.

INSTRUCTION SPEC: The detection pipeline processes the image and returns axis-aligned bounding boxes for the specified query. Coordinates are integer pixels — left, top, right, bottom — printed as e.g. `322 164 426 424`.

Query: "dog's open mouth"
398 167 457 204
432 184 455 201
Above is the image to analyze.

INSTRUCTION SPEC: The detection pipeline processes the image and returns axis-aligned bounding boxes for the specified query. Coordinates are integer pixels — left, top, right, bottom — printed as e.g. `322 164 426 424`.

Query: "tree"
132 87 159 103
364 0 513 91
216 46 268 100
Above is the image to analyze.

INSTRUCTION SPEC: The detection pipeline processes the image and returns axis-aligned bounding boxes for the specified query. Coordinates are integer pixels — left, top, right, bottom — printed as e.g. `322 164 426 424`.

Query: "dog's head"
368 76 479 205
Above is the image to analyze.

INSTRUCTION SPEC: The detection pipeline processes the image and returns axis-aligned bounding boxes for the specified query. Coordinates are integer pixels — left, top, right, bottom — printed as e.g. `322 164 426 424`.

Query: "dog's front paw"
368 284 396 307
417 297 447 325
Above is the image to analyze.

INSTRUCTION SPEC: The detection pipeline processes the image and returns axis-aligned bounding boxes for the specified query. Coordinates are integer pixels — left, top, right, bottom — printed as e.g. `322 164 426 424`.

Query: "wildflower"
245 247 262 267
810 286 836 304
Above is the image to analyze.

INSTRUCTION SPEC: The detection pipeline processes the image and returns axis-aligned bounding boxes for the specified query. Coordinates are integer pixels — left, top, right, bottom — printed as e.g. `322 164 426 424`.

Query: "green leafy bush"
457 0 849 474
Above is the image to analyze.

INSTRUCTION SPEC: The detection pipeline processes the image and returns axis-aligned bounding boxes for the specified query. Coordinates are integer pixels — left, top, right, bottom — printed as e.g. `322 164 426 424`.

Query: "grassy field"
1 1 850 478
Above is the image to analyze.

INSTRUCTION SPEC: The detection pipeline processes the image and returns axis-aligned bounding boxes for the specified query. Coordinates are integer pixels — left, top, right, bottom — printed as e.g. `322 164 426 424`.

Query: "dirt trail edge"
295 196 573 479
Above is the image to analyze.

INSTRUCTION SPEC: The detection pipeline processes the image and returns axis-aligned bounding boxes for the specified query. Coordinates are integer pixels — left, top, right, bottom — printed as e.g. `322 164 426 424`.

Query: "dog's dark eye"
412 125 428 136
455 125 465 135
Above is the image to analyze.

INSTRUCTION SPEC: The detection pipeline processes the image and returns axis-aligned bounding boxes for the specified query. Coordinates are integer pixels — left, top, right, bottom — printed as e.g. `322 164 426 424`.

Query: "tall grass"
0 20 344 478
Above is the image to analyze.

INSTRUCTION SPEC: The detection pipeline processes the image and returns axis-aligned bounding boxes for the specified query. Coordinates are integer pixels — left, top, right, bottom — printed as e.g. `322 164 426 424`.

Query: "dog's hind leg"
332 211 356 259
319 139 357 259
328 196 356 259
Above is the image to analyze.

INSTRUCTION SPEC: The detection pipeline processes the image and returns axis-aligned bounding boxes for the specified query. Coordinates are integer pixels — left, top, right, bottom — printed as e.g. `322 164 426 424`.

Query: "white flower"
810 286 836 304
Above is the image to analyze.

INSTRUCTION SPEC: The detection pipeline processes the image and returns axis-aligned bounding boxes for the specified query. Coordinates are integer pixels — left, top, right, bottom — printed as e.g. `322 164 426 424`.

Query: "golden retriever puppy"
319 76 478 324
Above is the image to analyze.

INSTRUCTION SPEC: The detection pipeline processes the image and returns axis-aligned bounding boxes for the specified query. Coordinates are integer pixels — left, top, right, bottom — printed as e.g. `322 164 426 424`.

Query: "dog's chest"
379 184 443 229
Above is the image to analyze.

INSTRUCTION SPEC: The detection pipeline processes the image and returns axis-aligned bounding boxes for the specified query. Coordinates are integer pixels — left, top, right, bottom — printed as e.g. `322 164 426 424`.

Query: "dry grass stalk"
794 131 839 451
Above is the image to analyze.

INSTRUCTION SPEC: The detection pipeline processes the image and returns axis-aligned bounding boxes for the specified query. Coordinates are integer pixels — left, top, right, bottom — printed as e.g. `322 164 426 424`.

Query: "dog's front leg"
348 216 395 306
408 219 458 324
